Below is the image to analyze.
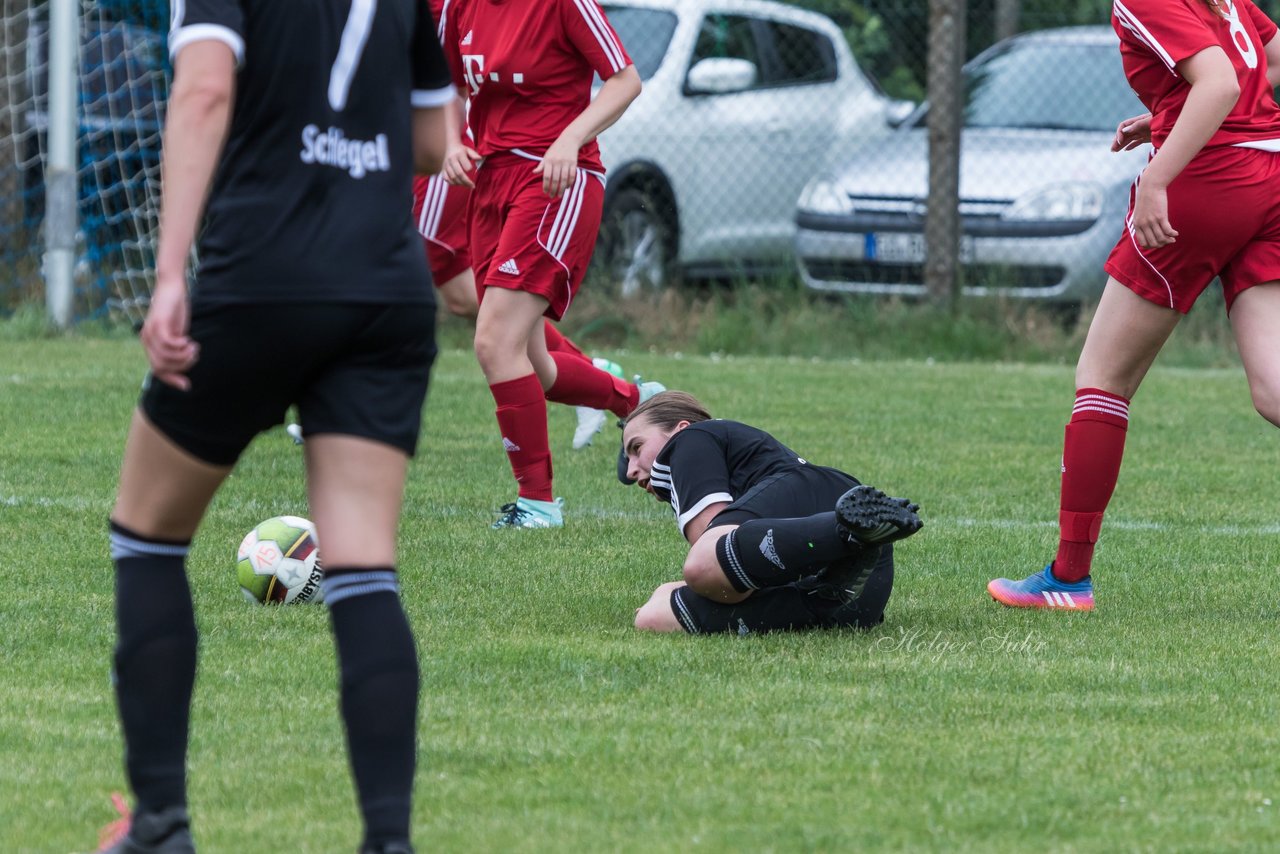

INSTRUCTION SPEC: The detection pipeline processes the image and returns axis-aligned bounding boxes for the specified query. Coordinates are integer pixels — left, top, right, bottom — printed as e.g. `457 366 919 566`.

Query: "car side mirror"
885 99 917 129
685 57 757 95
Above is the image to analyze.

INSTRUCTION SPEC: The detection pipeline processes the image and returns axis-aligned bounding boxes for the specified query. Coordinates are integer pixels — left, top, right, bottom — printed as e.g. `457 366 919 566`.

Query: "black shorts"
709 464 860 529
141 301 436 465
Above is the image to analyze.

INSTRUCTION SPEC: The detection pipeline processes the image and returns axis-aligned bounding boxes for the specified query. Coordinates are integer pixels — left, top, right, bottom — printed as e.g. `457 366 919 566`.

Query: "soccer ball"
237 515 324 605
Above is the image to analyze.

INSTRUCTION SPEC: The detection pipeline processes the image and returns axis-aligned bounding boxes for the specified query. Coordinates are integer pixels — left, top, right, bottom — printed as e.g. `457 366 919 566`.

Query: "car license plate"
866 233 973 263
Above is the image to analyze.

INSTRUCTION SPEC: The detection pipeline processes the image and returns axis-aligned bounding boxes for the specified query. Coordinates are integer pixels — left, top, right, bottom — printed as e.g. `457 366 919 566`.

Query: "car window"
965 40 1141 131
761 21 837 86
691 14 762 71
601 6 677 81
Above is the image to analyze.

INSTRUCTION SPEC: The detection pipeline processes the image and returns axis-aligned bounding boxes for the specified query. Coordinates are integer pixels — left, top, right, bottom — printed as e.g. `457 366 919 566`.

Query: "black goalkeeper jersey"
648 420 808 534
169 0 455 304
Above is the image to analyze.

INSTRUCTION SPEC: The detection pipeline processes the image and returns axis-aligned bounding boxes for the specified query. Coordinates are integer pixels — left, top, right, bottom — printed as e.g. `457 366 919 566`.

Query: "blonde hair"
623 390 712 431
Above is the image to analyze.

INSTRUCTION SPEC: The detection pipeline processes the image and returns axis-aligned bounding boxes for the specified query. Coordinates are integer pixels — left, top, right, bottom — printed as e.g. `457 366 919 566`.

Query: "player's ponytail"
624 390 712 431
1203 0 1227 18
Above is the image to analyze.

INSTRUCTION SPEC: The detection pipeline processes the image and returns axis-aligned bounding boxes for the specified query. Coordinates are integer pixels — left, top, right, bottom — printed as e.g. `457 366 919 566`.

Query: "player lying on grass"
619 392 923 635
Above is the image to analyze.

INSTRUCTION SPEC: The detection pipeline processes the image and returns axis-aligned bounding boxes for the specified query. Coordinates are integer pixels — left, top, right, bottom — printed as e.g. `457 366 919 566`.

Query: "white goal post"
1 0 169 328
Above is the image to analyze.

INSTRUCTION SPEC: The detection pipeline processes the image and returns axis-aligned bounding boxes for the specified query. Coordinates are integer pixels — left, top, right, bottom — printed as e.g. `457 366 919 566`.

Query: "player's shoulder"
659 420 726 457
680 419 768 444
1116 0 1207 23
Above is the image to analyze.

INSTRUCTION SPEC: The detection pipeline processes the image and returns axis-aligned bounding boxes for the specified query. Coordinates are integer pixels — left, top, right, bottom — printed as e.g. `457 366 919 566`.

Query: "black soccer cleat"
359 842 414 854
835 485 922 547
99 806 195 854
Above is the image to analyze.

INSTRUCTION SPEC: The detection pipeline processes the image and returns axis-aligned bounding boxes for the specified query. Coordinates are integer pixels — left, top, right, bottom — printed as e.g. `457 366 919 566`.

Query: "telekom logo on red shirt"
462 54 486 96
461 53 524 96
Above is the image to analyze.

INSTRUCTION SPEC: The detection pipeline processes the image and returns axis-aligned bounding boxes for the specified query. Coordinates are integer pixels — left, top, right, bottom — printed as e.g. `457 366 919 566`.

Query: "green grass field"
2 338 1278 853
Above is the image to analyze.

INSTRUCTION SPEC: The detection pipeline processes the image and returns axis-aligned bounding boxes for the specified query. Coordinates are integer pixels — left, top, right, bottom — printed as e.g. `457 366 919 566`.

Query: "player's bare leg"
1229 281 1280 427
434 269 479 319
113 409 231 539
1075 278 1181 398
682 525 750 604
634 581 687 632
105 410 233 853
990 278 1181 610
474 286 548 384
475 287 563 528
305 435 420 852
304 435 407 568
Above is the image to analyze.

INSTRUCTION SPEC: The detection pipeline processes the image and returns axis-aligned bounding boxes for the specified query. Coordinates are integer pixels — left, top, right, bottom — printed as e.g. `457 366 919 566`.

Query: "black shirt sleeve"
662 428 735 536
411 2 455 107
168 0 246 64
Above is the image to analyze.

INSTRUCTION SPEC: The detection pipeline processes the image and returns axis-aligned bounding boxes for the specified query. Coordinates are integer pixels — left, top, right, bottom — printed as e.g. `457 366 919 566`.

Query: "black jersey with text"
648 420 808 534
169 0 455 303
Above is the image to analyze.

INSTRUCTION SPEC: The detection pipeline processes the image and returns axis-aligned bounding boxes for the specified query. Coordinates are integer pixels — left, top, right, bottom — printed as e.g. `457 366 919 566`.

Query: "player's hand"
534 136 580 199
442 143 480 188
1131 180 1178 250
1112 112 1153 152
140 276 198 391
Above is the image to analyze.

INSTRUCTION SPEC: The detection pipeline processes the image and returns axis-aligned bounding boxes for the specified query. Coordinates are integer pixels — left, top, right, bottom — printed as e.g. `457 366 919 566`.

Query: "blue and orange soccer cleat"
988 564 1094 610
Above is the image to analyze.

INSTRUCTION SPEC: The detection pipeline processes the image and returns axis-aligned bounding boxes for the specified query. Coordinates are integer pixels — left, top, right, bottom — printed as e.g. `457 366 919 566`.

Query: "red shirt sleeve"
559 0 632 80
1246 0 1279 44
1114 0 1220 73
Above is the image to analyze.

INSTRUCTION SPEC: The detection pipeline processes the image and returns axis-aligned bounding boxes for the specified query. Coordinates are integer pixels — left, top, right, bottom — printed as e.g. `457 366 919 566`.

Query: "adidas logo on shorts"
498 258 520 275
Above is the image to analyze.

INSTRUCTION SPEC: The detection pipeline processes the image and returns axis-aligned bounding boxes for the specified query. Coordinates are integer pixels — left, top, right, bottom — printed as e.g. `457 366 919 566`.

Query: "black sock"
802 544 896 629
323 568 419 848
716 514 853 591
670 584 829 635
109 521 197 815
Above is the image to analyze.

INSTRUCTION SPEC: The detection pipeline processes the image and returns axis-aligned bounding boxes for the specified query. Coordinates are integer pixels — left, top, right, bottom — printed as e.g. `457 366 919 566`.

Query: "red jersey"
439 0 631 172
1113 0 1280 148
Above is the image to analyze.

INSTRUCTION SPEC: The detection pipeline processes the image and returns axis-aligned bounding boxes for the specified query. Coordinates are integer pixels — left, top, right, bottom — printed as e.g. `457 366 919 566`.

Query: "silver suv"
596 0 904 294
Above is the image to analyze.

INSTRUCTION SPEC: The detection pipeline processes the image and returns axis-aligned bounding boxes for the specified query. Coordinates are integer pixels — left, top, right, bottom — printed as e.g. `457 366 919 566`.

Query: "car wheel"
598 188 674 297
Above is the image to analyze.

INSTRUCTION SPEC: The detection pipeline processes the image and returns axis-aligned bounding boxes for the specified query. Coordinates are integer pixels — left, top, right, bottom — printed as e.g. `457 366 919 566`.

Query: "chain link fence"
0 0 167 324
4 1 1279 320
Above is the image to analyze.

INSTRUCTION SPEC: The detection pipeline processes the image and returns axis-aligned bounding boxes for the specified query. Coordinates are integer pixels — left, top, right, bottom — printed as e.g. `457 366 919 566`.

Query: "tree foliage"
794 0 1280 102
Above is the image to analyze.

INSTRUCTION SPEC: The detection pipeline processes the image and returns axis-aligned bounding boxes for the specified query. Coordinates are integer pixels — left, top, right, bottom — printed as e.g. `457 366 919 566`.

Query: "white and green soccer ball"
236 515 323 605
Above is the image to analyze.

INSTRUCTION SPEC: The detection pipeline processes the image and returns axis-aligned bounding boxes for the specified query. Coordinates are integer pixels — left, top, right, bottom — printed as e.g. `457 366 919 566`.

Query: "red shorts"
412 174 472 286
1104 145 1280 313
468 151 605 321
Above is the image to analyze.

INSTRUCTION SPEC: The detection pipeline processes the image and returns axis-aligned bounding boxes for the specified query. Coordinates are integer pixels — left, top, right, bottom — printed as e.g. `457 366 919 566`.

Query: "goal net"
0 0 169 326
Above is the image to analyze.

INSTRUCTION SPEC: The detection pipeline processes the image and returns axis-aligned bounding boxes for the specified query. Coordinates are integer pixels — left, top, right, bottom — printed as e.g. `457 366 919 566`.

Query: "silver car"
596 0 904 295
794 26 1148 304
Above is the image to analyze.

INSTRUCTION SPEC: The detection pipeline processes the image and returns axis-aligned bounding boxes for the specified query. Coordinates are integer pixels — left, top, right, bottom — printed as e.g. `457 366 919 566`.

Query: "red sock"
545 352 638 418
543 321 589 362
1053 388 1130 582
489 373 553 502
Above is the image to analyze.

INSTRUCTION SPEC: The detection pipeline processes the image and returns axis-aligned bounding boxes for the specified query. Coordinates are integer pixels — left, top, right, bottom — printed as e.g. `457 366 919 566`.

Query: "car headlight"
1003 184 1103 222
798 176 852 216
